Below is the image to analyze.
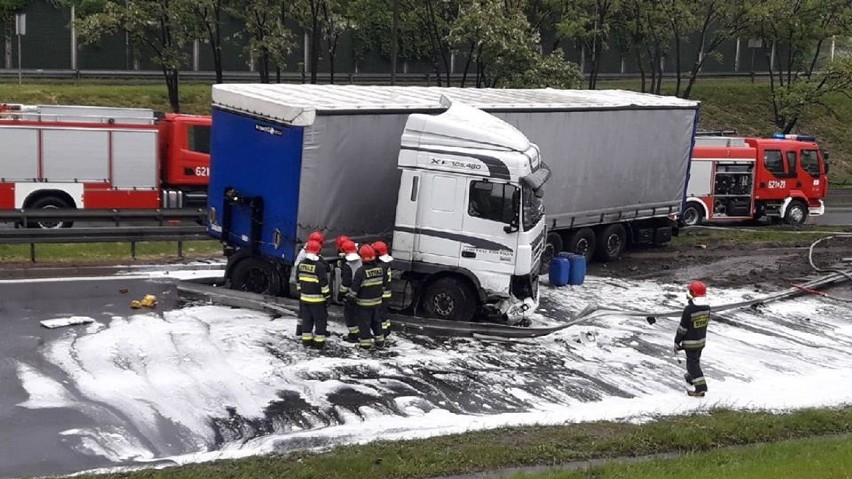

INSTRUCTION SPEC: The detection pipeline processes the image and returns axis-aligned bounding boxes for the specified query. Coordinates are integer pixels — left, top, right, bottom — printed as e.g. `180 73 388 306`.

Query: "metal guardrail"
0 68 780 84
0 208 206 226
0 223 212 262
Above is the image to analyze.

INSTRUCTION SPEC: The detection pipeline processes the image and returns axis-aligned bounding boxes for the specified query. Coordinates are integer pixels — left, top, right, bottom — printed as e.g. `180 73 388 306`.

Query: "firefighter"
674 280 711 397
297 239 331 349
372 241 393 338
338 240 362 342
292 231 326 336
332 235 353 303
347 244 387 350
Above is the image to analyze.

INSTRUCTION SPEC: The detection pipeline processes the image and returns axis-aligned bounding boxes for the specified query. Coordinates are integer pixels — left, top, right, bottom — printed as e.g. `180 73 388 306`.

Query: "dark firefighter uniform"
297 256 331 348
348 261 387 349
675 300 711 394
339 253 362 342
378 256 393 337
293 248 331 337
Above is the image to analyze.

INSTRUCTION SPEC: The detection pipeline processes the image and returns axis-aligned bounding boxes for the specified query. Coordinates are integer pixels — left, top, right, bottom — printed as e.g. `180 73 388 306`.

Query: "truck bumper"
493 273 540 325
809 200 825 217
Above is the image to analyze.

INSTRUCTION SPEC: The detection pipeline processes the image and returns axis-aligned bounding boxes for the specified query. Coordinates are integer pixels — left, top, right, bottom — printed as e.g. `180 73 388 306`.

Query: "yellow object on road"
140 295 157 308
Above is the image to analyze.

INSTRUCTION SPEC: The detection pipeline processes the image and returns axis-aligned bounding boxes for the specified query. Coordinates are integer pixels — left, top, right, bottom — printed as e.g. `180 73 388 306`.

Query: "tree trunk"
636 47 646 93
4 30 11 70
213 4 223 84
673 27 682 97
391 0 398 85
164 67 181 113
259 52 270 83
310 2 321 84
460 41 475 87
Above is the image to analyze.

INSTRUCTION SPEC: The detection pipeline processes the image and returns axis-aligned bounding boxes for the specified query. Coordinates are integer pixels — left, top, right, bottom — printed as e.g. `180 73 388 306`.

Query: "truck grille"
531 230 544 260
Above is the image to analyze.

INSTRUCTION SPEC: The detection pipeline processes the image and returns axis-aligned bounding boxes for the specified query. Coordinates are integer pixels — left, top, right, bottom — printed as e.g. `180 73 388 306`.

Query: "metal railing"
0 208 212 262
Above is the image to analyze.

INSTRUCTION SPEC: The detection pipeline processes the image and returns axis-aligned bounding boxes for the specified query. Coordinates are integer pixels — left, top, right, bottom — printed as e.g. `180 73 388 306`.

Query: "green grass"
673 225 852 248
512 434 852 479
2 78 851 185
0 240 221 263
77 406 852 479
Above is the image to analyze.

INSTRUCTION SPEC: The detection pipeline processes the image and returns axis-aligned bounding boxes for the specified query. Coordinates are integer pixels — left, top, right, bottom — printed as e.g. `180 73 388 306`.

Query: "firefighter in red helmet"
292 230 327 336
371 241 393 338
297 239 331 349
338 240 362 342
674 280 711 397
347 244 387 349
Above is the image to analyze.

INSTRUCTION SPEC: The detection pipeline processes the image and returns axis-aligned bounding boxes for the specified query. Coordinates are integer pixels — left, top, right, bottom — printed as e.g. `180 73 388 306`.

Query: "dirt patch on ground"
588 240 852 291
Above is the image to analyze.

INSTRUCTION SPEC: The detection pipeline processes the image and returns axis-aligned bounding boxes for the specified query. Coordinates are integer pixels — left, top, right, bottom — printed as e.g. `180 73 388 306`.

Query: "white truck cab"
393 100 549 323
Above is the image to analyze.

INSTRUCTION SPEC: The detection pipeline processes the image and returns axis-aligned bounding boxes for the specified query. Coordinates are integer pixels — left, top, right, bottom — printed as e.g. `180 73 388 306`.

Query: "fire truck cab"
0 103 211 228
681 134 828 226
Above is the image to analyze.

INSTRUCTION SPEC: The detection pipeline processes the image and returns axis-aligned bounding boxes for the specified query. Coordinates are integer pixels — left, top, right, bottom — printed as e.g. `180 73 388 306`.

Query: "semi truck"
207 85 549 324
0 103 211 228
681 134 828 226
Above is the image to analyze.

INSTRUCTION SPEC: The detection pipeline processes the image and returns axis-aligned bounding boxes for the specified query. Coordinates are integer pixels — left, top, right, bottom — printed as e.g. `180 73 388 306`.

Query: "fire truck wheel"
680 204 704 227
26 196 74 229
539 232 563 275
784 201 808 226
595 224 627 262
567 228 596 262
421 277 476 323
230 257 282 296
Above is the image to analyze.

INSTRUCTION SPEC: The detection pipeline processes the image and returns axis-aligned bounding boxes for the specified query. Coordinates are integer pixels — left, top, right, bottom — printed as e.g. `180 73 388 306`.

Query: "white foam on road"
13 276 852 473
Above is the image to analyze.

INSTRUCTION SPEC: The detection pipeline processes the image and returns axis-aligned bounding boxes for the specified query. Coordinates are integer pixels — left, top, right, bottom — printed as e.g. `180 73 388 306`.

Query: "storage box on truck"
207 85 551 324
0 103 211 228
682 134 828 226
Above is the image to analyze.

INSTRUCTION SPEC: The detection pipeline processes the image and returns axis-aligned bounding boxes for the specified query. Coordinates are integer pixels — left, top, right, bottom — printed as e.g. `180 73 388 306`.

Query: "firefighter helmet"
359 244 376 262
342 240 358 255
308 231 325 245
305 239 322 255
336 235 351 251
687 281 707 298
372 241 389 256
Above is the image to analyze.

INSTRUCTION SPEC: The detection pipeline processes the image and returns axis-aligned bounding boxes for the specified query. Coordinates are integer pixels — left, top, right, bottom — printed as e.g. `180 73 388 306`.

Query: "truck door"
459 179 518 276
412 173 466 267
800 148 826 200
755 147 795 201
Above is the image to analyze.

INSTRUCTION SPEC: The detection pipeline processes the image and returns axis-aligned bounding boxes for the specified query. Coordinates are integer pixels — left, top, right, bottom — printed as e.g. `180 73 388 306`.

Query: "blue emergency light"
773 133 816 142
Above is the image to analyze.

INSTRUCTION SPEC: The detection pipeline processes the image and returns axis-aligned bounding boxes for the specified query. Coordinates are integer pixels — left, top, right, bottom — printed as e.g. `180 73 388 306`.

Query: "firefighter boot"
312 336 327 350
683 373 692 385
687 390 706 398
301 334 314 348
345 327 359 343
374 336 386 349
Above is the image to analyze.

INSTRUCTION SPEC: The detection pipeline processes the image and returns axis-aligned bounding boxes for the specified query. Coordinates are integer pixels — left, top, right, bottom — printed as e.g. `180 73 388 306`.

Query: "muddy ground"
589 238 852 292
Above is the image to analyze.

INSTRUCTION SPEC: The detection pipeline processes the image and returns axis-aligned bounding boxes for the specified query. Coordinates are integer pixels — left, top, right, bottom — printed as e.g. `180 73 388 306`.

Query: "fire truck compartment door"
686 161 713 197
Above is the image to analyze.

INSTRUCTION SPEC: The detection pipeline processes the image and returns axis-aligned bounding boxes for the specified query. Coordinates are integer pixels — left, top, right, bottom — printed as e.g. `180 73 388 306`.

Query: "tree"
232 0 294 83
1 0 31 69
448 0 581 88
679 0 752 99
319 0 351 83
551 0 620 89
747 0 852 132
349 0 432 80
76 0 195 112
191 0 227 84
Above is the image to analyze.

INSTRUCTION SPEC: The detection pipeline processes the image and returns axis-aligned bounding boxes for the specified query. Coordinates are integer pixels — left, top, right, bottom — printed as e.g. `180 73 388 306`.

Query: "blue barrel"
548 256 571 286
558 252 572 259
568 254 587 285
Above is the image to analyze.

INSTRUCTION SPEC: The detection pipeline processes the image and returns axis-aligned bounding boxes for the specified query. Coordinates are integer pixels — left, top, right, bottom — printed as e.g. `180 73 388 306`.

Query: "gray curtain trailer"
211 85 699 266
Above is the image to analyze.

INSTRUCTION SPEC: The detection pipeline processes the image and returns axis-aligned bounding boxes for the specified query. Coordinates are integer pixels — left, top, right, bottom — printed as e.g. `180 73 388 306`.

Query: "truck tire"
566 228 596 262
421 277 476 323
230 257 282 296
595 224 626 262
784 201 808 226
680 204 703 227
27 196 74 229
539 232 563 275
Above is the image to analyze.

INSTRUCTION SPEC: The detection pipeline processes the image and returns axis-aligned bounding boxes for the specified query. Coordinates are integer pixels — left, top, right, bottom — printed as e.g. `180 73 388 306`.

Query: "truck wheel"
27 196 74 229
230 257 282 295
680 204 703 227
539 232 563 275
595 224 626 262
421 277 476 323
566 228 596 262
784 201 808 226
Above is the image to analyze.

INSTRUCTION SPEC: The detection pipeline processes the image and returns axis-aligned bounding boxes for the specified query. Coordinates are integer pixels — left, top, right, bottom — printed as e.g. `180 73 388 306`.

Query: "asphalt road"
0 278 181 478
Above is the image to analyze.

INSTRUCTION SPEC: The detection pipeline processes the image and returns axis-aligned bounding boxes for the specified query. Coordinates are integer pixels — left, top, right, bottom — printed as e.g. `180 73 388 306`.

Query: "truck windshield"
522 185 544 232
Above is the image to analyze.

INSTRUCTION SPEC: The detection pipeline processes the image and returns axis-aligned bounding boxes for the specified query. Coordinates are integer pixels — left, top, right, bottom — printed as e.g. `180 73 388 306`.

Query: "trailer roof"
212 84 700 126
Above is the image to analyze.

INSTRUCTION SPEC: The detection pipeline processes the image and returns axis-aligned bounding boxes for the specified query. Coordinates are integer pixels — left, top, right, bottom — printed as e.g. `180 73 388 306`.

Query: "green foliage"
230 0 295 81
349 0 432 64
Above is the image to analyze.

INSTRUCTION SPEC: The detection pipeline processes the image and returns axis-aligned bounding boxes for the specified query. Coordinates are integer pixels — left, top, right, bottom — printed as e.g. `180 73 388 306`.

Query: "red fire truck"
0 103 211 228
680 134 828 226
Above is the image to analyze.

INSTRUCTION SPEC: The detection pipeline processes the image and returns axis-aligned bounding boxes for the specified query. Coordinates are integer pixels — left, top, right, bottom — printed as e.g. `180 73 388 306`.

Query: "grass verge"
513 434 852 479
673 225 852 248
0 240 221 264
79 406 852 479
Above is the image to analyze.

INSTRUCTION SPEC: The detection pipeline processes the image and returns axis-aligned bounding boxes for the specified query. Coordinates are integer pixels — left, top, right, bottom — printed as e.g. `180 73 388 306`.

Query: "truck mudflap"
809 199 825 216
177 278 562 339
